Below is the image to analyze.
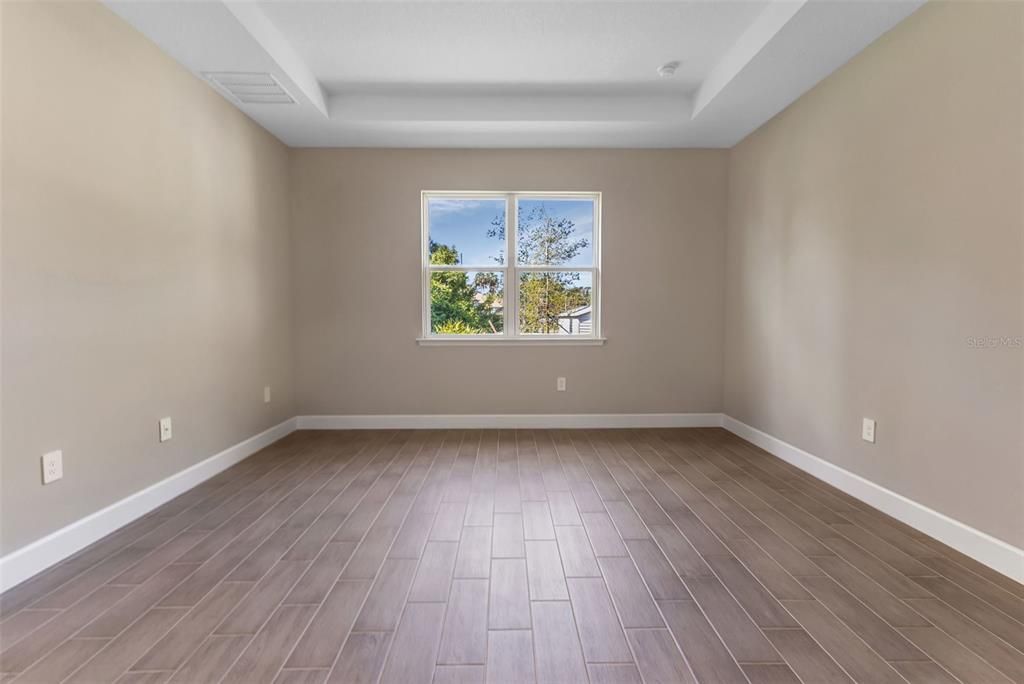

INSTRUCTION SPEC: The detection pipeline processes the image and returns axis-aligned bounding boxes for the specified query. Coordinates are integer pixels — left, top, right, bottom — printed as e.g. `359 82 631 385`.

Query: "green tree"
429 240 503 334
518 273 590 334
489 204 591 333
488 204 589 266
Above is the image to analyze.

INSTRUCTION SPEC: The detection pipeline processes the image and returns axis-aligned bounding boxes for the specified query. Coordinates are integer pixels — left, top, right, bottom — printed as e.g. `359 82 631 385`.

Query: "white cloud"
428 198 485 216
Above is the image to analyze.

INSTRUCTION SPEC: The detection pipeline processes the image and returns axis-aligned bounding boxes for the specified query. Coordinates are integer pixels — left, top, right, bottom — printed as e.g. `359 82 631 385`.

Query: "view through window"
423 192 600 339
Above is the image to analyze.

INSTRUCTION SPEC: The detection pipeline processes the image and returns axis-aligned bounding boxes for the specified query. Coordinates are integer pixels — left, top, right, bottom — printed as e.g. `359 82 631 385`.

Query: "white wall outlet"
159 417 173 443
557 377 567 392
264 386 272 403
42 450 63 484
862 418 876 443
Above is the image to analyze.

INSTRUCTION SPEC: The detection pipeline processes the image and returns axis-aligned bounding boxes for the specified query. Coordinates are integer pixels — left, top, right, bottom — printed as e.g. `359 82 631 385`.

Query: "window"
420 191 602 344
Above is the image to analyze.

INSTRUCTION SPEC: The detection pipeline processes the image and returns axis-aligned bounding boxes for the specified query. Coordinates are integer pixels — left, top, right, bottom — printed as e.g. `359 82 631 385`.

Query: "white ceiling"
259 1 765 93
105 0 924 148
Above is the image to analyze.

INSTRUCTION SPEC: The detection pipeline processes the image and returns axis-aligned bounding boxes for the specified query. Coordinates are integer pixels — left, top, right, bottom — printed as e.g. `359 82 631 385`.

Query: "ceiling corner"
692 0 808 120
221 1 328 118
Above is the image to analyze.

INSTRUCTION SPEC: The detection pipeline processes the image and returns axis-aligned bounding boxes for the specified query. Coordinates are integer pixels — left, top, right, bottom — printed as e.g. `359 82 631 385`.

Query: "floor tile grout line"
780 581 954 680
598 429 739 684
493 428 526 679
660 430 944 683
560 431 644 674
708 444 1024 667
910 556 1024 622
914 543 1024 602
517 430 550 684
253 430 431 684
901 565 1024 630
676 429 936 580
595 429 754 684
692 431 864 525
629 428 853 683
0 435 331 679
224 430 394 567
6 435 313 618
40 447 330 683
277 432 428 678
0 449 271 611
135 431 384 682
154 430 399 682
639 429 913 683
820 563 1024 677
5 429 1022 684
771 596 932 684
434 430 487 673
892 625 1015 684
676 431 940 682
708 431 867 516
679 429 1024 677
688 430 1024 634
319 429 459 684
203 429 407 681
363 429 465 684
58 435 360 683
530 429 595 681
903 596 1024 660
625 429 810 670
691 430 941 576
708 429 909 527
576 430 703 684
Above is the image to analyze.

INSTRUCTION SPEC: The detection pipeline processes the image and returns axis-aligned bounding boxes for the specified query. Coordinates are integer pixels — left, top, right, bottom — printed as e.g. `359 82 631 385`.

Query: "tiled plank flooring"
1 428 1022 684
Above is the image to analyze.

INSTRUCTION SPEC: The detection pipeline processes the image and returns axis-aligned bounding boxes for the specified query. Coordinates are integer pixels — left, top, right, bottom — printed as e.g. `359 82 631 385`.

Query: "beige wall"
290 149 728 416
1 2 294 554
5 0 1021 561
724 1 1024 547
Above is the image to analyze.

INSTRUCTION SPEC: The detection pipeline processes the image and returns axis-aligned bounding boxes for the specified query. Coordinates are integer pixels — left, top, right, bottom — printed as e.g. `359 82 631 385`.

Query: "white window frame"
418 190 604 346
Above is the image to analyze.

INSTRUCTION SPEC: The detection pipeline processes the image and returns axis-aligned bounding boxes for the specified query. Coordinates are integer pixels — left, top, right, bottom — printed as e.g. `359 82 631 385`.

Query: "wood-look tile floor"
1 429 1022 684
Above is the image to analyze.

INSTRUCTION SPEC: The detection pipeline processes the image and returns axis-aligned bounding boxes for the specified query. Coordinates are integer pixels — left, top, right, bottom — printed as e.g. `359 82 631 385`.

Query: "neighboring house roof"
559 305 591 317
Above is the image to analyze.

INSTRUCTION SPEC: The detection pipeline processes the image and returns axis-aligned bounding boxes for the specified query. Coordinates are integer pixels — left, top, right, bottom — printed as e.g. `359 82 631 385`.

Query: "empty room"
1 0 1022 682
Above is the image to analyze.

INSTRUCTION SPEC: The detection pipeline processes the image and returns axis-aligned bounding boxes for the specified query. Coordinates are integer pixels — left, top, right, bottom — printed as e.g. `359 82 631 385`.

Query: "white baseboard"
296 413 725 430
722 415 1024 583
6 412 1019 593
0 417 298 593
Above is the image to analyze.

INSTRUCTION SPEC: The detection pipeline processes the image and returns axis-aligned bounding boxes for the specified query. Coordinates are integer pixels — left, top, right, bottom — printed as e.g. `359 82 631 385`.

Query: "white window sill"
417 336 606 347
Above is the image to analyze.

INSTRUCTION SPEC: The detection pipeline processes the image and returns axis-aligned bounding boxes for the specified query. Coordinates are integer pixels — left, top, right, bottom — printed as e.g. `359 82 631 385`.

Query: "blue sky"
428 197 594 267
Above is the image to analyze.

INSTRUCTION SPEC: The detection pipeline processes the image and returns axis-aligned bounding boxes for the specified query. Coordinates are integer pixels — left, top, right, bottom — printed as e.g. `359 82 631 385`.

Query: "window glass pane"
515 198 594 267
430 271 504 335
428 197 505 266
518 271 593 335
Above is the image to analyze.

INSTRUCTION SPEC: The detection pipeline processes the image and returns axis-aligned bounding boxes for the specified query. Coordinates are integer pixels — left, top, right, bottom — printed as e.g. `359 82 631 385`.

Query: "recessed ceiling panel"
256 1 768 95
104 0 925 147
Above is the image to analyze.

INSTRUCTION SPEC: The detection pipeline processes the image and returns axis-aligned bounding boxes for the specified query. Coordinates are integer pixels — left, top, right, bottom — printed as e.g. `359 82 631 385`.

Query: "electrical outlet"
264 386 271 403
42 450 63 484
862 418 876 443
159 417 173 443
557 377 567 392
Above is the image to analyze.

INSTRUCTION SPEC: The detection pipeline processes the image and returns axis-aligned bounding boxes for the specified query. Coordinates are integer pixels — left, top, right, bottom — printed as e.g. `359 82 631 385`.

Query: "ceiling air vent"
203 72 296 105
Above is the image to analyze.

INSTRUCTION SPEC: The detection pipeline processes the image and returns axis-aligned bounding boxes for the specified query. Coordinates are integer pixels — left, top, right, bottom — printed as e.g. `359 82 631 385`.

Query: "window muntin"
422 192 600 340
